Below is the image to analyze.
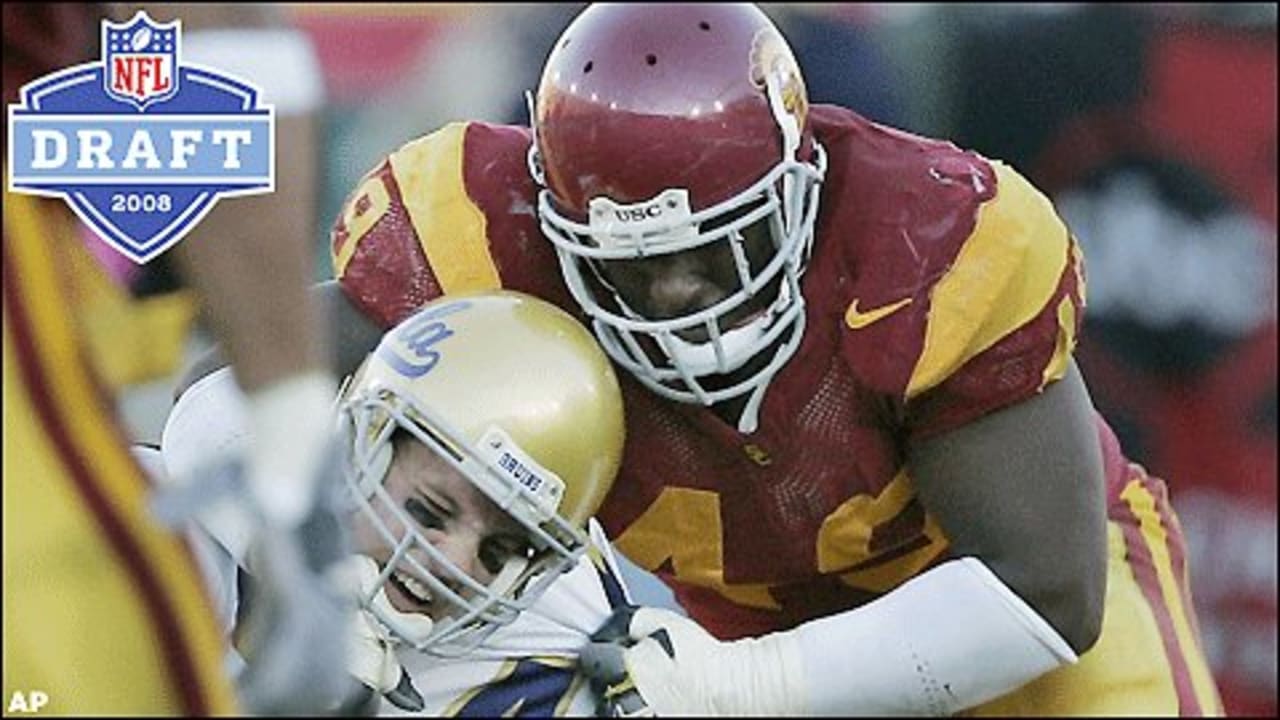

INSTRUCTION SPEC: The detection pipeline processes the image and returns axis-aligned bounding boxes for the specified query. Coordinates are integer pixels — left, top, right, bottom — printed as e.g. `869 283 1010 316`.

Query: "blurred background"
110 4 1275 714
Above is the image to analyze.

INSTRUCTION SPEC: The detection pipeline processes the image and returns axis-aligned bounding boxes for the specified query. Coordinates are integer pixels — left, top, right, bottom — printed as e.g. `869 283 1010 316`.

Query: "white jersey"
387 521 631 716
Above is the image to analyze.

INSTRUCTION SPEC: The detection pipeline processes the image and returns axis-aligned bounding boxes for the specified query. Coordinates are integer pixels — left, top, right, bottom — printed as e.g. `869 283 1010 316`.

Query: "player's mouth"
387 569 434 611
674 305 767 345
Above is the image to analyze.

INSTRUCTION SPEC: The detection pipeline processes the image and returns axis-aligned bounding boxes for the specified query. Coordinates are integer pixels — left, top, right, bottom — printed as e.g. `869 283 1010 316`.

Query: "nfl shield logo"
8 9 274 264
103 13 179 108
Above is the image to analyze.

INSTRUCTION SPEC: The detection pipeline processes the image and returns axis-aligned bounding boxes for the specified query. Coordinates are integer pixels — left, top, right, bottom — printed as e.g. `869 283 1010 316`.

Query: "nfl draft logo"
6 11 274 263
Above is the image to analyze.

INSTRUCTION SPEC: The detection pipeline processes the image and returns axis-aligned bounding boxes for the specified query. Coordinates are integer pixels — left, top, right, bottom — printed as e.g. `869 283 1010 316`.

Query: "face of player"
594 211 784 346
348 433 533 618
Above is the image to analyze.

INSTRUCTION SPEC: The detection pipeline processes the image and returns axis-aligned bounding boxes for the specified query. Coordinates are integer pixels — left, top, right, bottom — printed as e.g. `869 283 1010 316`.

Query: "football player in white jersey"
153 291 634 716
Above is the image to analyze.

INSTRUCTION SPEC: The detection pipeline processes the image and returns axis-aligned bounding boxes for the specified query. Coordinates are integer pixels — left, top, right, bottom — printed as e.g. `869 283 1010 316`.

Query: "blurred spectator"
947 5 1276 715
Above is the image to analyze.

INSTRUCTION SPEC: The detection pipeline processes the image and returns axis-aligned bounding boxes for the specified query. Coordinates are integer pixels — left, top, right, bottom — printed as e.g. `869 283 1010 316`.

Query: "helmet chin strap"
733 68 812 436
766 68 801 162
766 64 804 249
736 373 770 434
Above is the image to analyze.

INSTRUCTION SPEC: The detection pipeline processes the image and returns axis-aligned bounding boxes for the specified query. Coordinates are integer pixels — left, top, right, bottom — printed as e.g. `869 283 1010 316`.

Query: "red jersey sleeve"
899 161 1087 440
330 121 571 329
819 110 1083 440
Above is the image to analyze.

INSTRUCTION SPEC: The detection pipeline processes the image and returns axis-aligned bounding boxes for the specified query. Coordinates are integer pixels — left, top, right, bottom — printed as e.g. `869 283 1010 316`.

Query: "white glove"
580 606 807 717
328 555 428 713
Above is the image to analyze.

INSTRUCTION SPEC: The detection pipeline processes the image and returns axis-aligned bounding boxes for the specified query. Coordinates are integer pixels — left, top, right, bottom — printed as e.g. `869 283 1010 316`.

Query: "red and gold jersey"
332 106 1091 623
597 104 1098 636
332 110 1221 714
332 121 575 329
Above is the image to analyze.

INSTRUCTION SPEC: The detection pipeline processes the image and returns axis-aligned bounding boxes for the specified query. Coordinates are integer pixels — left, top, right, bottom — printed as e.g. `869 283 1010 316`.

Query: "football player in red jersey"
206 3 1223 715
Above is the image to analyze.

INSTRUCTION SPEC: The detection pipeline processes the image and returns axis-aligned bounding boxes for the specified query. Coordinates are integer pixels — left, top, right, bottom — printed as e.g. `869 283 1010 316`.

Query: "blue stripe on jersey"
596 562 629 610
455 659 576 717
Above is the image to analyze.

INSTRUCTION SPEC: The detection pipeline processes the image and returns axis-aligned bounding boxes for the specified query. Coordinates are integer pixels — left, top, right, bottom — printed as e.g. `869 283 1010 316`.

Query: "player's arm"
169 192 325 392
141 4 359 712
583 365 1105 716
766 161 1106 712
582 392 1102 717
166 105 337 533
906 358 1106 653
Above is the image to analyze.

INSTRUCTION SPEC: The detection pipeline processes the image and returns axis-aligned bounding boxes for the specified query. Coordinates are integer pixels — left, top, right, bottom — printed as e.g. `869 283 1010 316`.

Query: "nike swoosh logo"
845 297 913 329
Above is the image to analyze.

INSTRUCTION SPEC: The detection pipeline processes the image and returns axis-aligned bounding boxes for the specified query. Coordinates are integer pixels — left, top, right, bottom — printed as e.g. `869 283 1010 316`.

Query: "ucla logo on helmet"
5 10 274 264
377 300 473 378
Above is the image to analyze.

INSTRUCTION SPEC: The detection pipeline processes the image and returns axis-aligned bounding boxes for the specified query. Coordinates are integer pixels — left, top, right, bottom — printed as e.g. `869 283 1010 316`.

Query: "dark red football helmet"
528 3 826 424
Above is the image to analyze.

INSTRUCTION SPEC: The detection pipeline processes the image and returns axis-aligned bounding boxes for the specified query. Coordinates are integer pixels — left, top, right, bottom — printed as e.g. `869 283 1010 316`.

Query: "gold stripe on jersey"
1070 233 1088 308
1040 295 1078 390
332 166 393 278
3 191 236 713
1039 234 1087 390
817 470 950 593
906 162 1071 399
556 668 589 716
442 658 520 716
613 487 780 610
1121 475 1222 714
388 123 502 293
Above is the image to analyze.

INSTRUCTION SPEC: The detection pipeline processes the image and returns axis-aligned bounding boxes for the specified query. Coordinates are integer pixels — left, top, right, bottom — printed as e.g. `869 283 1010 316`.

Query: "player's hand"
228 372 370 715
328 555 426 713
153 368 371 714
580 605 656 717
234 514 355 715
579 605 807 716
232 439 364 716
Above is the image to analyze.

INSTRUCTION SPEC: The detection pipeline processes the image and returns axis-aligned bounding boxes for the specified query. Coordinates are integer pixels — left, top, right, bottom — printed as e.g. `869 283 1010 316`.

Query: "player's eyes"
404 497 445 532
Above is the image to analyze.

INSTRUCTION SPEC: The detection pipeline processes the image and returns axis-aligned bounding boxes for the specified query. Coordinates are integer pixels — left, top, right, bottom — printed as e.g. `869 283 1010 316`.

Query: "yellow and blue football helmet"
336 290 625 656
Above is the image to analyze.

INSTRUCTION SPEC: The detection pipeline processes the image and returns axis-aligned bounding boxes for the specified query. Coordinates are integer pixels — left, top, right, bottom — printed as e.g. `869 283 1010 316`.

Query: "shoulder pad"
330 122 568 328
